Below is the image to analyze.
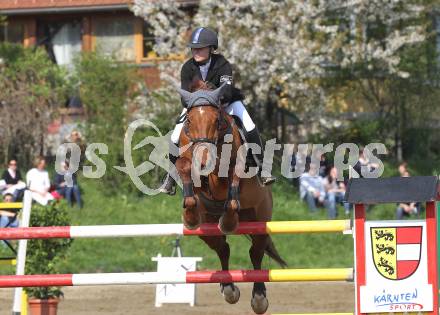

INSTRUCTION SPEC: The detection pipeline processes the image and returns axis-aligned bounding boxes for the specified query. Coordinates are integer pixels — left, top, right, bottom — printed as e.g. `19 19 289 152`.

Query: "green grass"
0 175 398 275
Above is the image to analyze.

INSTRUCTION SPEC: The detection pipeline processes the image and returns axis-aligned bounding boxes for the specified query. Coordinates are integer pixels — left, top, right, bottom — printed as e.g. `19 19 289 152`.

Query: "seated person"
300 164 326 212
26 156 54 206
353 147 380 178
0 193 19 228
55 160 83 209
319 155 330 178
54 161 67 198
1 159 26 201
323 166 350 219
398 162 408 176
396 201 419 219
396 170 419 219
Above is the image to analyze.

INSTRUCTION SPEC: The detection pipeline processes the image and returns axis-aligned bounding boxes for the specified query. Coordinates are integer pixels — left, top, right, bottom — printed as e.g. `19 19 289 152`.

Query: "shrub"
0 43 67 169
24 200 72 299
73 52 143 194
73 52 181 195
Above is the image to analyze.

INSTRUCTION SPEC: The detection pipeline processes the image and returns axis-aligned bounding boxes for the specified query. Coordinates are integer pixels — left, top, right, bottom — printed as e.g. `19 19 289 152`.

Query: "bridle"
183 103 232 146
178 86 238 208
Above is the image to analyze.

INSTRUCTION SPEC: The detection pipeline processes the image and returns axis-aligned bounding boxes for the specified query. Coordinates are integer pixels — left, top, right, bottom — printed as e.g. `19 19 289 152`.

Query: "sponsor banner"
360 220 432 313
360 284 433 313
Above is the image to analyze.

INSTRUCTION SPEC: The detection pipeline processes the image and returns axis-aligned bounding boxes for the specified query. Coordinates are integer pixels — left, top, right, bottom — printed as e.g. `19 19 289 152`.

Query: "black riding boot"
246 128 276 186
159 151 178 195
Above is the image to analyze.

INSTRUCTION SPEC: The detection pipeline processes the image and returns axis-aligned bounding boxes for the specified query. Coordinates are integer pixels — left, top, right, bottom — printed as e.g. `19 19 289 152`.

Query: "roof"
0 0 131 14
0 0 132 10
345 176 439 204
0 0 198 14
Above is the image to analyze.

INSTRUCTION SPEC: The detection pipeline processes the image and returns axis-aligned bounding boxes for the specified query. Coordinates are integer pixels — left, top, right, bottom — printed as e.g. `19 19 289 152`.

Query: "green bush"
24 201 72 299
73 52 145 194
0 43 67 168
73 52 181 196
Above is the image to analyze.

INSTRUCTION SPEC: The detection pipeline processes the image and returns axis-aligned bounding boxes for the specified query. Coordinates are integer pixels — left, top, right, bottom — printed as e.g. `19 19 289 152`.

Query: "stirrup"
255 161 276 186
261 175 276 186
159 173 176 195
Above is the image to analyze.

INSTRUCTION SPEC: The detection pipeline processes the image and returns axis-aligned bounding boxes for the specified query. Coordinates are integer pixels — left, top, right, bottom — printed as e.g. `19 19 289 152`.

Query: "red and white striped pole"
0 268 354 288
0 220 352 240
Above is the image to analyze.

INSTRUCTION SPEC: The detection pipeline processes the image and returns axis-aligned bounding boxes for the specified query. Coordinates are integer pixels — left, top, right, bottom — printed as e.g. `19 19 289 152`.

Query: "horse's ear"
210 82 229 104
176 86 192 106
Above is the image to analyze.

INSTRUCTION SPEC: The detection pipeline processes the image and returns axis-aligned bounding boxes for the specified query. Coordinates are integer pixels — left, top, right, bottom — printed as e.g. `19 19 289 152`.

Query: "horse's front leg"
219 171 240 234
176 157 200 229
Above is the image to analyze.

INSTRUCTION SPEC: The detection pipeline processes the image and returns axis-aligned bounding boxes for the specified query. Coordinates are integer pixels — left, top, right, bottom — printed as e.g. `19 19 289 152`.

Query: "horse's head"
178 80 230 172
177 80 230 146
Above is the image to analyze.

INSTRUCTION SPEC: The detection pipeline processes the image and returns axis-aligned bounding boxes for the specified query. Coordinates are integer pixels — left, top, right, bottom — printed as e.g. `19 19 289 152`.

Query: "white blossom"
131 0 427 119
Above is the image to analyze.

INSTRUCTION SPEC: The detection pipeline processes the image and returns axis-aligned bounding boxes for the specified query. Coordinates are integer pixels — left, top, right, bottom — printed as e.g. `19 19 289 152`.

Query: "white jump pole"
12 190 32 315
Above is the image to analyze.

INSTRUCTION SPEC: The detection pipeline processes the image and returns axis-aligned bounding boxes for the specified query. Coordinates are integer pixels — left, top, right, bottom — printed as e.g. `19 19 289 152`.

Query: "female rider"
161 27 275 195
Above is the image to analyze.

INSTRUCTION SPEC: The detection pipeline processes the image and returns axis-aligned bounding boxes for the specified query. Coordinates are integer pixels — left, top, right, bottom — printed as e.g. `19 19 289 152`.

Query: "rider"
160 27 275 195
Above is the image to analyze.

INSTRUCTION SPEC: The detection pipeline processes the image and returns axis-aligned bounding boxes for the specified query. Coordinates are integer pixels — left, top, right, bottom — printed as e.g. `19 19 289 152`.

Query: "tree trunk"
281 109 286 144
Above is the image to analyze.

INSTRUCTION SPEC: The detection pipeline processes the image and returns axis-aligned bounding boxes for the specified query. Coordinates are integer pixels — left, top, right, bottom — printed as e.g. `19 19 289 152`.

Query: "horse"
175 80 286 314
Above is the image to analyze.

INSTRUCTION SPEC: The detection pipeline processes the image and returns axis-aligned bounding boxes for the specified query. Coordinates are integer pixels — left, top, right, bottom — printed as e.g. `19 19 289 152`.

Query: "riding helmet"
188 27 218 50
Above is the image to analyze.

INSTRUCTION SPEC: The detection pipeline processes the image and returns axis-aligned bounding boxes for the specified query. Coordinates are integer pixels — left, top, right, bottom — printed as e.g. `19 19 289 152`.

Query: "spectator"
54 161 67 198
300 164 326 212
65 130 83 144
353 146 379 178
398 162 408 177
65 130 86 165
319 155 330 178
55 160 83 209
1 159 26 201
323 167 350 219
396 170 419 219
0 193 19 228
26 156 54 206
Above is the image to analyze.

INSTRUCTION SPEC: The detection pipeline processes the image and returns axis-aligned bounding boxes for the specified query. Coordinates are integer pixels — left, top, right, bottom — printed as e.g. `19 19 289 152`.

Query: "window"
51 22 82 67
143 21 155 59
139 20 185 61
94 17 135 61
0 21 24 44
37 20 82 67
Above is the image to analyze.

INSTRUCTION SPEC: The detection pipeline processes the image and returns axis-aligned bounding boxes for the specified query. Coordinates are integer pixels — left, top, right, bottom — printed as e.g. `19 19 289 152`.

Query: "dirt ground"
0 282 354 315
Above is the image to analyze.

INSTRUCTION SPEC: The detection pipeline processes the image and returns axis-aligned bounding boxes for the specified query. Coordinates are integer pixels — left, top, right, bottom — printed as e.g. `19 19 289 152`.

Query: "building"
0 0 197 84
0 0 196 155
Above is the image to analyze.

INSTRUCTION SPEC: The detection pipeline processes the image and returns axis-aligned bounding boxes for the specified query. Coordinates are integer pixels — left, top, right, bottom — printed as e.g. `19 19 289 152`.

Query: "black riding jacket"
180 53 244 107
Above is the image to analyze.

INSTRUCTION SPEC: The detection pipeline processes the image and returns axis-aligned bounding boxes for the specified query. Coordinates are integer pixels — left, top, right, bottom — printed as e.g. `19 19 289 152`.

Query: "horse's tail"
244 235 288 268
265 236 288 268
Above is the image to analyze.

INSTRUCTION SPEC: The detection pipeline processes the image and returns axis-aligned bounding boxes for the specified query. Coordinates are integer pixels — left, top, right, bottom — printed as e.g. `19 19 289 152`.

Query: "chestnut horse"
175 80 286 314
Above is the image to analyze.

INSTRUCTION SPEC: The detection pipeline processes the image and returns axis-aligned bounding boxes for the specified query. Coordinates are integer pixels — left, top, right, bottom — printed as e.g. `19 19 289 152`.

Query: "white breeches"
170 100 256 144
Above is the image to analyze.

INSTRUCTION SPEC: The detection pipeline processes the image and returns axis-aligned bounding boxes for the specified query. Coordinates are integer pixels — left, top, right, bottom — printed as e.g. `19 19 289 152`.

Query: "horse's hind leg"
199 235 240 304
249 234 269 314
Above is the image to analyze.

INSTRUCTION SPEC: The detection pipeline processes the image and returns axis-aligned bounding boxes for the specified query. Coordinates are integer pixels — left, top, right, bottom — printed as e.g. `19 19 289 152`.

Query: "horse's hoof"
221 283 240 304
251 292 269 314
218 212 239 234
182 212 201 230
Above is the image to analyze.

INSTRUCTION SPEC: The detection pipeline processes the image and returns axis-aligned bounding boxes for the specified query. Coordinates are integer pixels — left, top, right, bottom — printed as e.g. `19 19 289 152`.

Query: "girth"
198 191 227 216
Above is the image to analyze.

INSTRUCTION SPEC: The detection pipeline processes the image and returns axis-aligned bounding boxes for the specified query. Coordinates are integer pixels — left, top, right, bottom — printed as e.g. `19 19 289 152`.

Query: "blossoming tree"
132 0 430 145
